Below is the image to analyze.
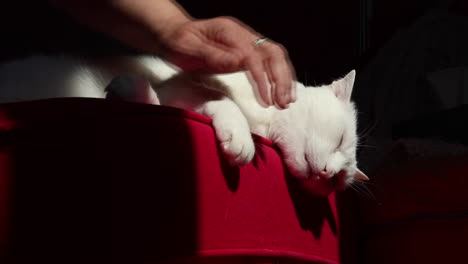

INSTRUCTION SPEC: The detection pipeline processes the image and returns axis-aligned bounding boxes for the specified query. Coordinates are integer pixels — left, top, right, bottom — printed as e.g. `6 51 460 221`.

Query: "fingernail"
281 102 289 109
291 90 297 102
291 83 297 102
263 99 272 108
280 99 289 109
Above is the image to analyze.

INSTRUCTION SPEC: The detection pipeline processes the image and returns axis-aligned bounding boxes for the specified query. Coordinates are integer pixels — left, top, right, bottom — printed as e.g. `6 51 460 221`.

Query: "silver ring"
253 37 269 47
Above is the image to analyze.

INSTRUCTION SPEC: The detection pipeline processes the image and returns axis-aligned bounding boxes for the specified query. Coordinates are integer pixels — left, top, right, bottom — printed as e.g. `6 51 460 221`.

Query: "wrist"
146 0 192 39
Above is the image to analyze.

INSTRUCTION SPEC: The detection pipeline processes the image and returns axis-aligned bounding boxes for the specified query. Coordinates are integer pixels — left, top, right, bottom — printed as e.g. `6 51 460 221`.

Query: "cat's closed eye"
336 135 344 151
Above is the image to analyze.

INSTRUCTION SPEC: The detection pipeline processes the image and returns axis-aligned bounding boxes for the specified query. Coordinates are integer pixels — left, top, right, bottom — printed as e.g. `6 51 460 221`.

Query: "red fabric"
0 98 340 263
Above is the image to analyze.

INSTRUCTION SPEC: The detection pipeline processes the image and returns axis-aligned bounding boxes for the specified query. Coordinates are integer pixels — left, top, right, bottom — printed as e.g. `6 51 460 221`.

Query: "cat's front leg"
198 99 256 166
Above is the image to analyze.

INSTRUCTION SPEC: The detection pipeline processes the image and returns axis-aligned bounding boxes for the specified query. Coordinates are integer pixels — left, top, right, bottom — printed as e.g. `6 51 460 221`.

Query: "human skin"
48 0 296 108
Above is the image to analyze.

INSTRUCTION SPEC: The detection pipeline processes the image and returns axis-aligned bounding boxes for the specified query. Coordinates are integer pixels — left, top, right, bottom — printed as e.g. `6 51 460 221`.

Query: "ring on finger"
253 37 269 48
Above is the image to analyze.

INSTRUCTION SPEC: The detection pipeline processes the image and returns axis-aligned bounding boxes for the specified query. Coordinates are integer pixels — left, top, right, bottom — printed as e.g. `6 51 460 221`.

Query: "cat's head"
271 70 367 196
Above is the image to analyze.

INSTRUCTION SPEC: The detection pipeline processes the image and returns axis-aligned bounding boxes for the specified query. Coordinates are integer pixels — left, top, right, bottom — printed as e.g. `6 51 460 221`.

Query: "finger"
291 78 297 102
267 47 294 109
245 54 272 107
262 59 278 108
288 60 297 102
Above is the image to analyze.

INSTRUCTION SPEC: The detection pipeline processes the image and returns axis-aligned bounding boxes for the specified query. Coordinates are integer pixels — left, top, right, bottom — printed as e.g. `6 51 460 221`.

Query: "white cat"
0 55 367 195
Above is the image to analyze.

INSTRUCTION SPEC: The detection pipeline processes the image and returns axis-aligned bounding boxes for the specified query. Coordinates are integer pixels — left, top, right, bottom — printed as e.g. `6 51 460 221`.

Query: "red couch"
2 98 467 263
0 98 343 264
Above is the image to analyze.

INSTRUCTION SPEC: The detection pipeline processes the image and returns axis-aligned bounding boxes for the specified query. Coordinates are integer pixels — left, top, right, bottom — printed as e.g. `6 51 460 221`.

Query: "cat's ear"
354 168 369 181
331 70 356 102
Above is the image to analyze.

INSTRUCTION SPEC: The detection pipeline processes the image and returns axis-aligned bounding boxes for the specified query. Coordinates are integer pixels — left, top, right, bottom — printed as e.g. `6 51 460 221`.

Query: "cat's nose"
319 169 334 179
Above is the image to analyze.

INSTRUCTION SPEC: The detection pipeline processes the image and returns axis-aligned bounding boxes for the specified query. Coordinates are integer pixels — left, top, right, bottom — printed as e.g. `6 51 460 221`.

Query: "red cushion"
0 98 340 263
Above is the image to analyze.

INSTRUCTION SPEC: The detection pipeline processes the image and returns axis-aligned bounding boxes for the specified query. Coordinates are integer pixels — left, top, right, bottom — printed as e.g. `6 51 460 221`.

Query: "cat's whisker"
350 180 376 200
358 120 380 136
348 183 363 196
357 144 377 148
348 180 376 200
358 127 374 139
358 120 380 138
349 185 372 199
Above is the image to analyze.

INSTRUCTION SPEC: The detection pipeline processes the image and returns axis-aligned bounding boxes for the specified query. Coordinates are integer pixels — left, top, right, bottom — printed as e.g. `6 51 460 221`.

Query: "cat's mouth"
329 170 349 191
298 170 349 196
298 176 335 196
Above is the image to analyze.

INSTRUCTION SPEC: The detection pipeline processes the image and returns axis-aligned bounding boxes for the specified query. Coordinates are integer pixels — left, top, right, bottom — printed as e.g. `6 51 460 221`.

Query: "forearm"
48 0 192 54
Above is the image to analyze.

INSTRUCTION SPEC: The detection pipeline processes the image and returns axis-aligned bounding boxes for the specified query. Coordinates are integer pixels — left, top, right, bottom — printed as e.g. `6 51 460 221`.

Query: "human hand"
158 17 296 109
47 1 295 107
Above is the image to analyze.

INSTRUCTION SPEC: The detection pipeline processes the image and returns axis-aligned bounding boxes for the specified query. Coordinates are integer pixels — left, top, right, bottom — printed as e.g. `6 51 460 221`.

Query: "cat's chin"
297 177 335 197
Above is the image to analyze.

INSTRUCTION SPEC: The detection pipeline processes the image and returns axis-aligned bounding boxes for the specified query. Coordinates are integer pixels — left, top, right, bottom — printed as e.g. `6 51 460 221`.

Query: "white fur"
0 55 364 194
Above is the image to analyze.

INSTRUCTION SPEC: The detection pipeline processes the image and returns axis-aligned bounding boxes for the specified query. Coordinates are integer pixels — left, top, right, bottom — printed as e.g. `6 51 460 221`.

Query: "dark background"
0 0 463 82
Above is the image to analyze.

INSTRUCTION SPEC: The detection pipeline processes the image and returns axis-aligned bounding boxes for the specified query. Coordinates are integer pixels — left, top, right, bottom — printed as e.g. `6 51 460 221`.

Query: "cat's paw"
199 99 255 166
216 125 255 166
